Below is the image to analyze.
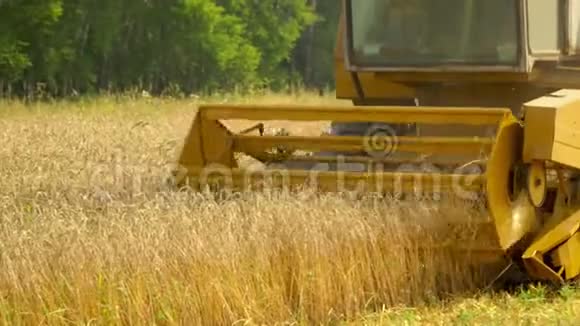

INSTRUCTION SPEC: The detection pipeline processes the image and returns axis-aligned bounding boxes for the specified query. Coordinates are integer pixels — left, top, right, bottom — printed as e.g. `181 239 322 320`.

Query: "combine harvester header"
173 0 580 284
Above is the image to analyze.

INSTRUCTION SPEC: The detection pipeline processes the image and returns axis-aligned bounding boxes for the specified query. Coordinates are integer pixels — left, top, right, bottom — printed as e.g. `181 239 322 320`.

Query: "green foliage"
292 0 341 89
0 40 31 82
0 0 63 85
218 0 317 86
516 283 547 305
557 283 578 301
0 0 336 98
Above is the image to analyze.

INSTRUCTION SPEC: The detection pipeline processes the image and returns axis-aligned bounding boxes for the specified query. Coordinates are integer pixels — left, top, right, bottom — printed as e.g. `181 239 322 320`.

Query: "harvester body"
174 0 580 283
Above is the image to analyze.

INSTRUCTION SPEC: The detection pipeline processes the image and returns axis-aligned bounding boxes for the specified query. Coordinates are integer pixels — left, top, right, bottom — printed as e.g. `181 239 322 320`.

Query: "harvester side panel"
485 116 539 251
518 90 580 282
523 89 580 169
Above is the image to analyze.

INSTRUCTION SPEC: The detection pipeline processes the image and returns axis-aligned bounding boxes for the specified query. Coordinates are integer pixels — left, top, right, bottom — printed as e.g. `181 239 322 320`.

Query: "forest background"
0 0 337 98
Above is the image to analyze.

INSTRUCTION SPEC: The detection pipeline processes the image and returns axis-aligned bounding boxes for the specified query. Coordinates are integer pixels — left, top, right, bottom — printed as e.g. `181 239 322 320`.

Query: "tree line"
0 0 340 98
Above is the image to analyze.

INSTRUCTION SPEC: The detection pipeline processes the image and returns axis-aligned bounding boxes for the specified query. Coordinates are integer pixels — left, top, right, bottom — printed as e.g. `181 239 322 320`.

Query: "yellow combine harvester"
173 0 580 283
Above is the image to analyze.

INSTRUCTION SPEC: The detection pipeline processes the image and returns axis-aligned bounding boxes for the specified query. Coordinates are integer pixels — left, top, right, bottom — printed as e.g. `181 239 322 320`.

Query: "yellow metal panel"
486 116 540 251
551 233 580 280
523 89 580 168
522 253 564 282
552 90 580 169
522 210 580 282
177 113 204 167
523 212 580 256
552 143 580 170
200 104 510 125
201 120 236 168
177 114 236 168
522 105 556 162
334 60 416 100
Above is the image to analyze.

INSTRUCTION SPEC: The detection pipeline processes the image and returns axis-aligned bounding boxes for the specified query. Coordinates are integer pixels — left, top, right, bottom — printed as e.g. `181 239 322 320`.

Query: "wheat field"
0 93 578 325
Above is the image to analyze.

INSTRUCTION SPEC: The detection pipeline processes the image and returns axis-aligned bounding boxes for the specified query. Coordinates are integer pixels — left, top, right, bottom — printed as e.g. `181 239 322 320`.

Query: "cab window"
348 0 519 67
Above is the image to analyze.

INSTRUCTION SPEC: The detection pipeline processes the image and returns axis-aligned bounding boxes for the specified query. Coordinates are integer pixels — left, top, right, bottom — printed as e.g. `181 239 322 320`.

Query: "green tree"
218 0 316 88
292 0 341 89
0 0 63 95
0 0 324 98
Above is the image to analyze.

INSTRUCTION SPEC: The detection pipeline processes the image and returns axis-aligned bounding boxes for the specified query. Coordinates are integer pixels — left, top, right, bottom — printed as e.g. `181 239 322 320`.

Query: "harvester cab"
173 0 580 283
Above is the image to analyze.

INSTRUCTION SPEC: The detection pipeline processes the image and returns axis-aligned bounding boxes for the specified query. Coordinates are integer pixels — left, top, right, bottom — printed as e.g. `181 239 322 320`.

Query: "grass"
0 92 578 325
358 283 580 325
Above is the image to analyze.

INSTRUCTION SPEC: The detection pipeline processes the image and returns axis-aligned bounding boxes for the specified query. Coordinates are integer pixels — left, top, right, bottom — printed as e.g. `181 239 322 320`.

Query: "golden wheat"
0 94 574 325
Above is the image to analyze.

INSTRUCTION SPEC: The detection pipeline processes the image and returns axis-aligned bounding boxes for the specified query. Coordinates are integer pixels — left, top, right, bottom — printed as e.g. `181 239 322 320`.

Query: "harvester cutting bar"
200 104 510 125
